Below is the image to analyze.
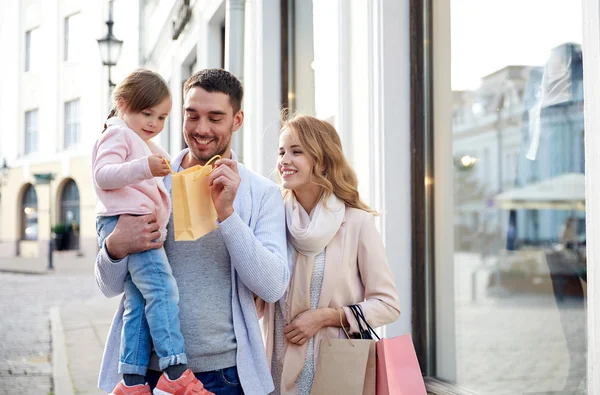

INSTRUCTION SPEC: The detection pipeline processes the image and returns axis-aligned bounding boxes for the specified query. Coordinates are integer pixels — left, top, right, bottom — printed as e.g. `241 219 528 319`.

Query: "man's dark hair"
183 68 244 113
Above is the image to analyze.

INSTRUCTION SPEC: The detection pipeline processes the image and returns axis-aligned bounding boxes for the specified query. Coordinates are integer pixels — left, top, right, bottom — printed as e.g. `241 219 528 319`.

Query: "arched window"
21 185 38 240
60 180 80 250
60 180 80 225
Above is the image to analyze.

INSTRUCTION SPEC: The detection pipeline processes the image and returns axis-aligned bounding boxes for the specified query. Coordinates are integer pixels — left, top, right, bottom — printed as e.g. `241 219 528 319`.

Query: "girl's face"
120 97 172 141
277 128 316 192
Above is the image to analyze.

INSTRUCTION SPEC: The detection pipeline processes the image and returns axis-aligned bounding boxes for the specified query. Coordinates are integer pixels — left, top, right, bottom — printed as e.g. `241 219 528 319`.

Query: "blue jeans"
146 366 244 395
97 216 187 375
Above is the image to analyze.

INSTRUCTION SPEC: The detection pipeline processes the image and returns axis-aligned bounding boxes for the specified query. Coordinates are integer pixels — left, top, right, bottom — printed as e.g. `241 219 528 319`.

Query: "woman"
259 115 401 394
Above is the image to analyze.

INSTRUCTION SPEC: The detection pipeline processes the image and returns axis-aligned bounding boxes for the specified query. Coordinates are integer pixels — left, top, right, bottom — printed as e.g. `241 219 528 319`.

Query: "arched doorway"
59 179 80 250
21 184 38 241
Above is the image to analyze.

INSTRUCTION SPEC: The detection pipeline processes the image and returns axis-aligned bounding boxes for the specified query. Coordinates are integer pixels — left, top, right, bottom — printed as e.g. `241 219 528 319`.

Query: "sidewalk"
52 295 119 395
0 250 94 275
0 252 118 395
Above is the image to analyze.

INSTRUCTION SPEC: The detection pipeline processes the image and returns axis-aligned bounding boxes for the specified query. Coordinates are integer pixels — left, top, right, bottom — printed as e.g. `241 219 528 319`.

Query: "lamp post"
33 173 56 270
0 159 9 198
0 159 9 243
97 0 123 89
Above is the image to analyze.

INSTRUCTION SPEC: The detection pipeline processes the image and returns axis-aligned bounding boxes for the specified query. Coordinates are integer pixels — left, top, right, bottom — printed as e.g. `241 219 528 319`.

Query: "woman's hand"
284 309 325 345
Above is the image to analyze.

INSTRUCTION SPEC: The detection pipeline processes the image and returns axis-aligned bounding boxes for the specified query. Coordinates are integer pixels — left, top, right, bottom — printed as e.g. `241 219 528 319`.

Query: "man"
95 69 289 395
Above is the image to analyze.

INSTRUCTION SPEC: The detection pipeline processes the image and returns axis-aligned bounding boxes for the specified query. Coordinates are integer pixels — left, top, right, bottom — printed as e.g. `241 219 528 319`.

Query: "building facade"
0 0 141 258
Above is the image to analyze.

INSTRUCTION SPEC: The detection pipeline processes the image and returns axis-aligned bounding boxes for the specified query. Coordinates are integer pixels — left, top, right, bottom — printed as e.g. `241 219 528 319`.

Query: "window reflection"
451 3 586 392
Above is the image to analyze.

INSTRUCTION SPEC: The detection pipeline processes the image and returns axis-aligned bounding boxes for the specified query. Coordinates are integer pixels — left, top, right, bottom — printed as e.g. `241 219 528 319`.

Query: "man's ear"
232 109 244 132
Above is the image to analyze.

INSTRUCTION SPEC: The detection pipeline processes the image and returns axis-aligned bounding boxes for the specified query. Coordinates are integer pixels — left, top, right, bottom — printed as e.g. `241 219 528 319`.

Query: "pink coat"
92 117 171 241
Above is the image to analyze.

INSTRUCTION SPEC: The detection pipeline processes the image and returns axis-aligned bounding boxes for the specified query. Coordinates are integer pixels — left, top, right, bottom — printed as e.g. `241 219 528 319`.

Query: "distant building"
0 0 141 257
453 43 584 247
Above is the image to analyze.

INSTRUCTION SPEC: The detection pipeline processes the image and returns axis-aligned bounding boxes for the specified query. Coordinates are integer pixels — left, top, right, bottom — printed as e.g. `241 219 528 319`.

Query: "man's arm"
219 186 289 303
94 214 163 298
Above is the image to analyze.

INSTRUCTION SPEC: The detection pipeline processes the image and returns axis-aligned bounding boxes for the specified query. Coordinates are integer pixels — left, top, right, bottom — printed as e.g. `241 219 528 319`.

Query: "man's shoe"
153 369 215 395
110 380 152 395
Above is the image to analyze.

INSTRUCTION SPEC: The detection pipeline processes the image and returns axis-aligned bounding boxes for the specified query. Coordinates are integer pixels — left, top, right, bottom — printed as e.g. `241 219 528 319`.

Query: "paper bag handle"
164 158 175 174
325 308 355 347
193 155 222 181
161 155 222 179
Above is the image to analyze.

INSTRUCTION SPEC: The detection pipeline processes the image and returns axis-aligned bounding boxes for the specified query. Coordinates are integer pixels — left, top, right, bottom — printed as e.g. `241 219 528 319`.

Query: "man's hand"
105 214 163 260
208 158 241 222
284 309 324 345
148 154 171 177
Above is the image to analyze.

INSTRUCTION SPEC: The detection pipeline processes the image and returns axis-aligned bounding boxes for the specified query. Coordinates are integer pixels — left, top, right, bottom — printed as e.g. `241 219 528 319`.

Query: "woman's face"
277 128 315 191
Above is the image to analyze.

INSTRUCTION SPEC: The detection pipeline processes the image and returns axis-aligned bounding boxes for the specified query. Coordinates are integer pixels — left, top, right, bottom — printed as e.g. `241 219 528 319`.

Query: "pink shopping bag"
376 334 427 395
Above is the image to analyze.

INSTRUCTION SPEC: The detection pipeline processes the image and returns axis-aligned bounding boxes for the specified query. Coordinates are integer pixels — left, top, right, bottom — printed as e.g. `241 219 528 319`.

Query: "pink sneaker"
110 380 152 395
153 369 215 395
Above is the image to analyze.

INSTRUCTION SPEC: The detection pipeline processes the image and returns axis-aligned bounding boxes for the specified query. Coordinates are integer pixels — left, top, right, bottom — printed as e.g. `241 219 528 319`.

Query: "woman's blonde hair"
281 114 376 214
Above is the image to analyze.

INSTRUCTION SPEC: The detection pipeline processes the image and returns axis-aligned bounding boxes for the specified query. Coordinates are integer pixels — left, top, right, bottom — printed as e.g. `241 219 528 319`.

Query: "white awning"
494 173 585 211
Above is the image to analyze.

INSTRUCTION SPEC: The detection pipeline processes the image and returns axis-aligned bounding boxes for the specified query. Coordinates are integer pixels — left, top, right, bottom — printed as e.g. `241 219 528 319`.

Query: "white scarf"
284 192 345 257
280 192 345 394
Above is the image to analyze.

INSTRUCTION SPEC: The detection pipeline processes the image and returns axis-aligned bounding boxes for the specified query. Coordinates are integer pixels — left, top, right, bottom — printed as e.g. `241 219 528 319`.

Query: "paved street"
0 260 101 395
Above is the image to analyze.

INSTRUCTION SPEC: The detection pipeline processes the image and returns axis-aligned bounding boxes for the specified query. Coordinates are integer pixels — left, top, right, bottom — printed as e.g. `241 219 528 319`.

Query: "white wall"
243 0 282 179
433 0 458 381
0 0 140 167
582 0 600 392
310 0 413 338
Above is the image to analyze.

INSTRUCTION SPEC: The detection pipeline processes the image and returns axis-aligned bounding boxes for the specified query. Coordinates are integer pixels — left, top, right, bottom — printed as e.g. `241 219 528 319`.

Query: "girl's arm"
93 128 153 190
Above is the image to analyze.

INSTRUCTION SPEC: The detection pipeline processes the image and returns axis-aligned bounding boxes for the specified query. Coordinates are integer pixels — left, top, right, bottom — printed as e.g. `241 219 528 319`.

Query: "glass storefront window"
449 1 585 393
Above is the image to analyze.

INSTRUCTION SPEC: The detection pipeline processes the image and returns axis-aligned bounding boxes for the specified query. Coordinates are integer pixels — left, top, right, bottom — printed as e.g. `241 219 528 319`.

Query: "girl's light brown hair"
281 114 376 214
103 69 171 131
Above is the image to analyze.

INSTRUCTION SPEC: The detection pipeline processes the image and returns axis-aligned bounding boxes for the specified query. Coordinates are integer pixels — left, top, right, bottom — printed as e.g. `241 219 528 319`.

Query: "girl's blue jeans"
97 215 187 376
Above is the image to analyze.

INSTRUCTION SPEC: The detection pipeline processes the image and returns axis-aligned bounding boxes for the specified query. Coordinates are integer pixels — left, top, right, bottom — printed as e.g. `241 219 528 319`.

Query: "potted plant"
52 223 69 251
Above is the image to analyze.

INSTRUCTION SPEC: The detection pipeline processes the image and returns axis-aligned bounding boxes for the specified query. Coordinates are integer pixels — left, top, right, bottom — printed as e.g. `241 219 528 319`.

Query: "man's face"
182 87 243 166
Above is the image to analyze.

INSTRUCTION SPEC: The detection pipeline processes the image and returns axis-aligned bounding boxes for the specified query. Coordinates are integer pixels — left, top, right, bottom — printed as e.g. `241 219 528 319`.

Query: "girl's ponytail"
102 108 117 133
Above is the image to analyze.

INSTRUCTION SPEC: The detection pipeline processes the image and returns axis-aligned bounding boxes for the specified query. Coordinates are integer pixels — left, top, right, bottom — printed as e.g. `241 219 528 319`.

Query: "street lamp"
33 172 56 270
0 159 9 193
97 0 123 88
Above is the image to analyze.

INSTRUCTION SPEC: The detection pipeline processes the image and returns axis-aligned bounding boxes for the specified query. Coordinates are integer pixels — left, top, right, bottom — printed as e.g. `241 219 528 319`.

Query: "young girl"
259 115 401 394
93 69 212 395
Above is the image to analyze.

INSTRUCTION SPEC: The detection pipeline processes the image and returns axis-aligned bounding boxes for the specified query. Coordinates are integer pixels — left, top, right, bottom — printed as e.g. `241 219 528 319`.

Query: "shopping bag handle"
193 155 222 181
324 308 356 348
161 155 222 179
349 304 380 340
163 158 175 174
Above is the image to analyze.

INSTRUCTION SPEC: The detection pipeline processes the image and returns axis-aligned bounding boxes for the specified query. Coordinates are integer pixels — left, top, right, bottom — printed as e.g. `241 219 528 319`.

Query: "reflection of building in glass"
517 43 584 244
453 43 584 247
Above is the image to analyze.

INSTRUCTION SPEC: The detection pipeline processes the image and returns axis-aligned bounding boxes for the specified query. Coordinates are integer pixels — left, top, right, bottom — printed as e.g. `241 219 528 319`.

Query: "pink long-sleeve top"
92 117 171 241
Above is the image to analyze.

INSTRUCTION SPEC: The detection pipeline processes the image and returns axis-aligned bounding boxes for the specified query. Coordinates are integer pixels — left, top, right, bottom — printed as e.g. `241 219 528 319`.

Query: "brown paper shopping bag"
167 156 220 241
311 337 374 395
311 310 376 395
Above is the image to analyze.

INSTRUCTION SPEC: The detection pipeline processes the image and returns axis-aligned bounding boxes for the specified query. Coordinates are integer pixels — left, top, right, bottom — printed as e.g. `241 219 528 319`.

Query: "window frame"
64 99 80 149
64 13 82 63
24 109 39 155
25 29 32 72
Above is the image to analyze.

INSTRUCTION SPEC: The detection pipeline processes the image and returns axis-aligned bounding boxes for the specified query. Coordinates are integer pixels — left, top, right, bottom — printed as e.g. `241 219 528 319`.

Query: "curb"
50 306 75 395
0 268 51 275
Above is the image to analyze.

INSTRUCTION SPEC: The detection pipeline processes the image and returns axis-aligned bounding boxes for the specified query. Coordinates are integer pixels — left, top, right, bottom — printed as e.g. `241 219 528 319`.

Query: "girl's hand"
284 309 324 345
148 154 170 177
